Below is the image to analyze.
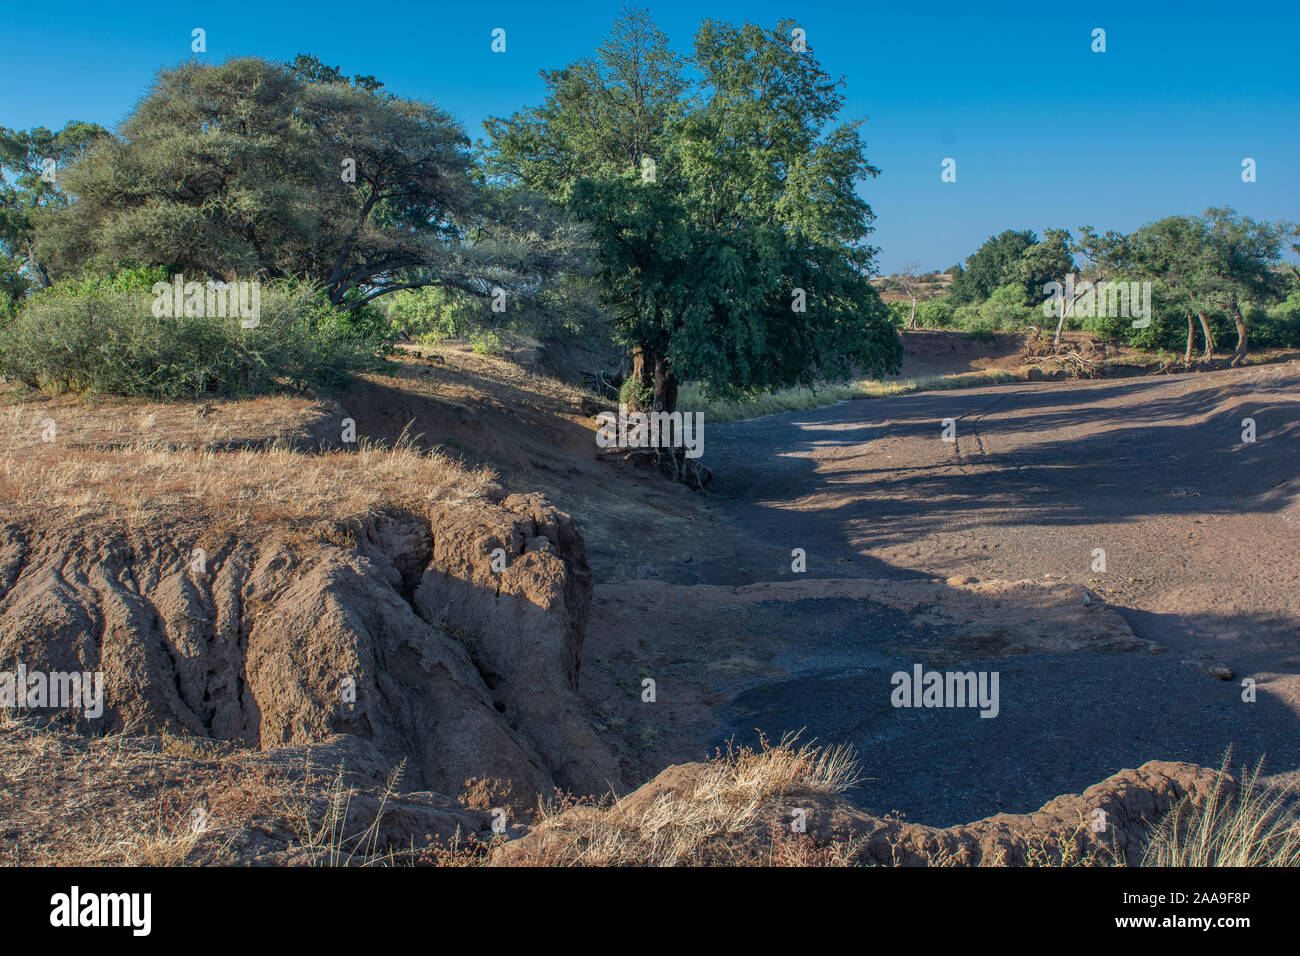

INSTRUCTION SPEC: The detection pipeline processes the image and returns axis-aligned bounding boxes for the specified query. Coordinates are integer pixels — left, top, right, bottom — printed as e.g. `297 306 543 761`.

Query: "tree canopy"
1075 210 1289 363
485 10 900 411
949 229 1041 304
32 57 585 311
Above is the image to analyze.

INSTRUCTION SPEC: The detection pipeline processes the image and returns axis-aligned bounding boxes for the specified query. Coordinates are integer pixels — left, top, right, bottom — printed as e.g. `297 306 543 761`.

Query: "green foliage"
0 281 383 398
947 228 1075 314
33 58 583 313
0 121 111 294
951 283 1037 333
914 297 955 329
886 301 910 329
949 229 1039 304
619 374 653 410
485 11 900 410
1254 296 1300 349
1076 209 1295 356
0 289 18 322
32 262 170 299
386 286 477 341
1011 229 1074 301
965 322 997 346
469 330 503 356
288 53 384 93
0 255 27 317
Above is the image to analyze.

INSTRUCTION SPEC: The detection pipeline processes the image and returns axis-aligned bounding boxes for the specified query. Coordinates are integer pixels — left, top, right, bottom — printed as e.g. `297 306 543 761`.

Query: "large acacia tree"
35 57 585 309
485 11 901 412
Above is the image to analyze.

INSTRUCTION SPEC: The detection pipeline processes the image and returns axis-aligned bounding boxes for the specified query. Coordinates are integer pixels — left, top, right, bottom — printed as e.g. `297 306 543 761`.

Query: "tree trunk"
630 345 650 410
1197 312 1214 363
1053 298 1072 349
1184 312 1194 365
654 352 678 414
628 342 702 488
24 240 52 290
1229 301 1247 367
907 294 917 330
630 343 678 414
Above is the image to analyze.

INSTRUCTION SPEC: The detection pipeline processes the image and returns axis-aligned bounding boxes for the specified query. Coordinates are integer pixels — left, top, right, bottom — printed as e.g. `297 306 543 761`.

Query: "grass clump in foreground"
1143 756 1300 867
514 734 866 866
679 370 1022 422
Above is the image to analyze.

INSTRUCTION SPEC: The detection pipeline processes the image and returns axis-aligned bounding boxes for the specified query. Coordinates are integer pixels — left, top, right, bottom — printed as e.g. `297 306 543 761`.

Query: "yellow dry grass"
512 734 864 866
1143 755 1300 867
0 399 495 531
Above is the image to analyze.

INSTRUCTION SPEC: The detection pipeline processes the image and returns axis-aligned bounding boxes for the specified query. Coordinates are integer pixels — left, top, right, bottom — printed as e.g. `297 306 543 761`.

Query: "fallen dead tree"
1021 327 1108 378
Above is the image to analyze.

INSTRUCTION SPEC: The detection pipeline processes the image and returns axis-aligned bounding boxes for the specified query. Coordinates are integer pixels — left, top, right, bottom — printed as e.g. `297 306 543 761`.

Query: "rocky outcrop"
0 494 619 809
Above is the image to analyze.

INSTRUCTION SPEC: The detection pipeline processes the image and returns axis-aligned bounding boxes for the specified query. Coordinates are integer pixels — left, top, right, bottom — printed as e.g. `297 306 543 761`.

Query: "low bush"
915 297 955 329
385 286 477 342
965 321 998 346
469 329 504 356
0 281 385 399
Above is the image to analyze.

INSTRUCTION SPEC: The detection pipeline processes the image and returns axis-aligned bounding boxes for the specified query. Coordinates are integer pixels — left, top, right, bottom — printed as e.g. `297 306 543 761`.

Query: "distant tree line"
889 214 1299 364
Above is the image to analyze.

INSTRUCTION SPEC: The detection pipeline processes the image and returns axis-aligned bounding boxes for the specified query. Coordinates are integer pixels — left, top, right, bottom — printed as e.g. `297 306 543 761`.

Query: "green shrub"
949 283 1035 335
0 282 384 399
35 264 171 299
619 374 653 410
386 286 477 341
0 288 17 323
915 297 954 329
469 329 504 356
1253 296 1300 349
965 321 997 346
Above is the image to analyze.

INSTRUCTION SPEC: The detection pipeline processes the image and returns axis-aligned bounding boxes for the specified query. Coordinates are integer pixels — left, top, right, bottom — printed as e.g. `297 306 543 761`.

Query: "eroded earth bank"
2 344 1296 864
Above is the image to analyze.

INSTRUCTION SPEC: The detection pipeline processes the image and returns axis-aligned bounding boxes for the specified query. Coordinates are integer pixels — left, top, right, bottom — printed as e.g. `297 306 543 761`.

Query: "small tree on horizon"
896 262 921 329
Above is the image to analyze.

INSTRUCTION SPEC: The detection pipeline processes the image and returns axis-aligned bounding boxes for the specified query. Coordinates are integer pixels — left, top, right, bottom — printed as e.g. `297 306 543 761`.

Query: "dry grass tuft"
1143 755 1300 867
79 807 215 866
515 734 864 866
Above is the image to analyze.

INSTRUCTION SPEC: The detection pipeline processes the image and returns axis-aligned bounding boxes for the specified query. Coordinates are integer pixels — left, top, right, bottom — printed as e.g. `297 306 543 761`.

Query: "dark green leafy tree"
1201 208 1287 365
1114 217 1215 362
288 53 385 93
1012 230 1073 299
949 229 1038 304
1006 228 1075 344
1077 211 1287 362
486 10 900 412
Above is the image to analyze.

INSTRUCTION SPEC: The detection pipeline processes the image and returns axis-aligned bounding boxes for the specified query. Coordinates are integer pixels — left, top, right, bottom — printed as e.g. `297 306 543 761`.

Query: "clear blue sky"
3 0 1297 273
